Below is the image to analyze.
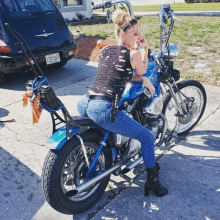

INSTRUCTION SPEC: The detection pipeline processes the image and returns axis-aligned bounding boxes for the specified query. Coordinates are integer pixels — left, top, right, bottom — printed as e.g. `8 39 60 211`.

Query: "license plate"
45 53 61 65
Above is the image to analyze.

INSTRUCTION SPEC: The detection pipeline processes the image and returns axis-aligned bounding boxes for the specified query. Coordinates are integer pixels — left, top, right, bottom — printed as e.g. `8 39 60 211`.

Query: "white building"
57 0 185 20
56 0 92 20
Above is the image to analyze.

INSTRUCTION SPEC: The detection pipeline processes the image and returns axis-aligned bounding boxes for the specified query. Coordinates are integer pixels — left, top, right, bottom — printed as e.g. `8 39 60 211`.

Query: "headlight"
164 43 179 59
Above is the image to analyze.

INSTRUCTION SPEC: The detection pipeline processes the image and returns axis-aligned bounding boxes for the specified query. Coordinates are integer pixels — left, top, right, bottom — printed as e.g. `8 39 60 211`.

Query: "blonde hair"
111 9 132 38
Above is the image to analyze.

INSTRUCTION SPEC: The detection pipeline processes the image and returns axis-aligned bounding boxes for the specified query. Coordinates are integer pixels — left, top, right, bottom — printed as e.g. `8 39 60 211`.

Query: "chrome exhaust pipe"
65 160 124 197
65 156 143 197
120 157 143 175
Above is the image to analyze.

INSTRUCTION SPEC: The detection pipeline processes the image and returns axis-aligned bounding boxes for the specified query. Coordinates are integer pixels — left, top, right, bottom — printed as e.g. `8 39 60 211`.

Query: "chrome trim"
65 160 124 197
156 113 168 146
65 156 143 197
166 81 184 115
35 32 55 38
125 156 143 170
111 0 134 18
76 135 90 167
143 96 163 116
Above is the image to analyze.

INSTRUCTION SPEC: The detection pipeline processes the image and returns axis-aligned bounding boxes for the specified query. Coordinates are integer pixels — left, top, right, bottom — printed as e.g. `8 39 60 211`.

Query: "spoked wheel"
41 131 112 214
162 80 207 135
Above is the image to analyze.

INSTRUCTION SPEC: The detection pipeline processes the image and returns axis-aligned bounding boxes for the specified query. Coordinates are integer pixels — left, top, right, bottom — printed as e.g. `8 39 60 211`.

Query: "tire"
162 80 207 135
41 130 112 214
0 72 5 84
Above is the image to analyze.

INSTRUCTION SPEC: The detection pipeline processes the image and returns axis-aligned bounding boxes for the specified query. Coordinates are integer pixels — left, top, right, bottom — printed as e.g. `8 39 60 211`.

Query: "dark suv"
0 0 77 83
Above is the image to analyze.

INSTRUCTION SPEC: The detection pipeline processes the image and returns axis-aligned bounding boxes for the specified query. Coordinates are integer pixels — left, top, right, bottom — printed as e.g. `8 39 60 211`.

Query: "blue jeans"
77 94 156 168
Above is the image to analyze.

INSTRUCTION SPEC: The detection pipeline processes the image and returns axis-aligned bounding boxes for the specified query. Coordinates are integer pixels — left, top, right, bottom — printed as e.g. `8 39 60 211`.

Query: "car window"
2 0 57 17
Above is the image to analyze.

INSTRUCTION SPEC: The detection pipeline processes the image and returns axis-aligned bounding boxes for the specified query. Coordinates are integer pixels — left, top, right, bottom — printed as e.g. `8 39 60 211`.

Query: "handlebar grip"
92 1 111 10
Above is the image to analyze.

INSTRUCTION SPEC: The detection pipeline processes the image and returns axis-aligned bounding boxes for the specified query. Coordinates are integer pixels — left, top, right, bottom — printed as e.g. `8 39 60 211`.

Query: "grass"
94 3 220 12
70 15 220 86
132 2 220 11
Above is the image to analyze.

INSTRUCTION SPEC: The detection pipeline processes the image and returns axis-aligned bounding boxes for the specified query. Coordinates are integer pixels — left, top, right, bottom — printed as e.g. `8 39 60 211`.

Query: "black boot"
144 162 168 197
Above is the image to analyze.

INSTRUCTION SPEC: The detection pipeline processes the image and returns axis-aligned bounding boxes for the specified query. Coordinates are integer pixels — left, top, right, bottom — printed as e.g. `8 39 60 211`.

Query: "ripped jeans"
77 94 156 168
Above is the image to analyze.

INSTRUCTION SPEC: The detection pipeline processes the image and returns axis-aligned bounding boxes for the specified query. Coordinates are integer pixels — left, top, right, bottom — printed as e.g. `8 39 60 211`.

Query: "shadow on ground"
0 147 45 220
90 129 220 220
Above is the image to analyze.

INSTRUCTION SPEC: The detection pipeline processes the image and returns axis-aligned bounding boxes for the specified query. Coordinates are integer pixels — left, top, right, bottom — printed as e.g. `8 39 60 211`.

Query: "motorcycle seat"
72 116 97 126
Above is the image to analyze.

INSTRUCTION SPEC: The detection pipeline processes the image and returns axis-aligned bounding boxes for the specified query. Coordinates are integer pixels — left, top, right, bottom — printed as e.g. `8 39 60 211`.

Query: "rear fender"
45 125 104 150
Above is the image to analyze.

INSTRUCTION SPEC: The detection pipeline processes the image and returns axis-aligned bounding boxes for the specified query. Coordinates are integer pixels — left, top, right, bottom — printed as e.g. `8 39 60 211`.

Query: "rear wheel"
162 80 207 135
41 131 112 214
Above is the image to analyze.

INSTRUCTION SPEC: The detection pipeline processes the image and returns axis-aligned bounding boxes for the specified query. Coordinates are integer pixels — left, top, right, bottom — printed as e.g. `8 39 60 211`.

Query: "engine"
110 96 165 159
143 96 163 116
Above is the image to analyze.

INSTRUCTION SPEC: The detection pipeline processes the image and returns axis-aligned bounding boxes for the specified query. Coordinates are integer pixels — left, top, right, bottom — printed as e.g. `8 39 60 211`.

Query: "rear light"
0 39 11 53
71 33 75 41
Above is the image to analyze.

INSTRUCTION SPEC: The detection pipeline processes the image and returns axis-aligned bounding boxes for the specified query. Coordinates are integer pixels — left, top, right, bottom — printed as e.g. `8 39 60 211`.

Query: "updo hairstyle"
111 9 132 39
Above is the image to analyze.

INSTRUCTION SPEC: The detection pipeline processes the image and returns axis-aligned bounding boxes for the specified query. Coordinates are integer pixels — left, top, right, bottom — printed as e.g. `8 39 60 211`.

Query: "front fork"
161 78 194 133
165 79 185 115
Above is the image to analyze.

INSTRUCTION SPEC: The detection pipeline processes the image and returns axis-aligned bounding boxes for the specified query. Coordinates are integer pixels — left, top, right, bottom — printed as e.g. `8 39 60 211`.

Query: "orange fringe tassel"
23 91 43 124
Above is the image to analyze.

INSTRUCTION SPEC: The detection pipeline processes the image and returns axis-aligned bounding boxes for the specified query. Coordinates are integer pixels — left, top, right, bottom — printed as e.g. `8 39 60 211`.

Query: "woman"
77 10 168 197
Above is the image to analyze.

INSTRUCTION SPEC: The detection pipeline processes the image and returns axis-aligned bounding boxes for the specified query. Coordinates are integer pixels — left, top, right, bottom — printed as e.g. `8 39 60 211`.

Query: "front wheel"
162 80 207 135
41 131 112 214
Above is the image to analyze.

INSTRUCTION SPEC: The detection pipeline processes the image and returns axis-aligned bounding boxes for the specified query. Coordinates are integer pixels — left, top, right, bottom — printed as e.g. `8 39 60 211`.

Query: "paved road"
0 58 220 220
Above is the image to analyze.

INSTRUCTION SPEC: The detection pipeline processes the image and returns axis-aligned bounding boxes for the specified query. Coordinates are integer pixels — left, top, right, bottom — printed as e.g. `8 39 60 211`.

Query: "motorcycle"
6 0 206 215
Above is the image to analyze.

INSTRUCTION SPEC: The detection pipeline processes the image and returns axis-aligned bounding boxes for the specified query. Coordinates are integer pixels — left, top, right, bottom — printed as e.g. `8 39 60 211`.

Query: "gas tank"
120 61 160 105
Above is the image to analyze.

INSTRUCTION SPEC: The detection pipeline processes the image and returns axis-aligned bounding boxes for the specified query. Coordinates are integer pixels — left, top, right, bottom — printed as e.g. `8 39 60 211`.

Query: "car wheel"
0 72 5 84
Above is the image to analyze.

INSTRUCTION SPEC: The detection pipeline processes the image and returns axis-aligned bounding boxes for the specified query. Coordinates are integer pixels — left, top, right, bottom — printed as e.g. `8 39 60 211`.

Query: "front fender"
45 125 104 150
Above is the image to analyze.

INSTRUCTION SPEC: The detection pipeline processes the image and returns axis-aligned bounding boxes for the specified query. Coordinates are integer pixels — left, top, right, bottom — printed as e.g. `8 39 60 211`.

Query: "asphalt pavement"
0 58 220 220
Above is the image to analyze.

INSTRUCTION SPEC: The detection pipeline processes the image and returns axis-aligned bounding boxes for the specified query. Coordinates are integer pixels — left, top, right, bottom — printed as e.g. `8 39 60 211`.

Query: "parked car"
0 0 77 83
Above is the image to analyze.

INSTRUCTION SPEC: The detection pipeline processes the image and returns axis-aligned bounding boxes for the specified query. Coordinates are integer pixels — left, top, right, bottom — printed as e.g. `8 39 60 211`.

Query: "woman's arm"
131 75 144 82
131 75 155 96
130 49 148 76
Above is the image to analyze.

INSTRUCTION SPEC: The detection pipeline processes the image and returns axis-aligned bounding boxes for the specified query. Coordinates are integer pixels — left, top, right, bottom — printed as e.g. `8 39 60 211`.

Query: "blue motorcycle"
7 1 206 214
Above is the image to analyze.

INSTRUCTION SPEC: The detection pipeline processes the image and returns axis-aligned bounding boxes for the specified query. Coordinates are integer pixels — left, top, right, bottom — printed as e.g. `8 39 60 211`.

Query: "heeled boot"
144 162 168 197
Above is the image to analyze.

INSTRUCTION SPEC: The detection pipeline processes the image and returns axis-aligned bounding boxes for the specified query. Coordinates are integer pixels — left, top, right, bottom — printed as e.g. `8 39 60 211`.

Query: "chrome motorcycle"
7 1 206 214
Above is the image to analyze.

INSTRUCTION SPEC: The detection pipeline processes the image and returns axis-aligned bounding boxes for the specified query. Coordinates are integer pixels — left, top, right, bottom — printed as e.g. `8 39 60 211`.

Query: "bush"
76 12 86 21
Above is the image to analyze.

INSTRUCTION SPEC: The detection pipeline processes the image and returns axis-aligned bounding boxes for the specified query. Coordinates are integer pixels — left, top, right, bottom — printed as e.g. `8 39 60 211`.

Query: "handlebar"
92 0 134 18
91 1 182 60
157 4 182 57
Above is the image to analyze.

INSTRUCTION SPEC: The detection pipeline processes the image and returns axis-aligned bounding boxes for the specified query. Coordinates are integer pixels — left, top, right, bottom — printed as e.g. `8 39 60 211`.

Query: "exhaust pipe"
65 160 124 197
119 157 143 175
65 156 143 198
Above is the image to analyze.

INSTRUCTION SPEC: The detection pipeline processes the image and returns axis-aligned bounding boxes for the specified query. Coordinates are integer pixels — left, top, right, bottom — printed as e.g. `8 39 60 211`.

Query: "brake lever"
143 88 152 99
171 13 182 22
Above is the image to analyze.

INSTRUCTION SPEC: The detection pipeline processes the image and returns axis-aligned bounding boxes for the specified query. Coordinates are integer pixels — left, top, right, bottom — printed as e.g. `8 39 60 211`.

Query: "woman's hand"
142 77 155 96
137 34 148 49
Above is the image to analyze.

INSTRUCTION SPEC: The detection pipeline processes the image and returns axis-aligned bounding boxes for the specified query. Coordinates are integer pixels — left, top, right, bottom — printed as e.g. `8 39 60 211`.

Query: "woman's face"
121 24 139 48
